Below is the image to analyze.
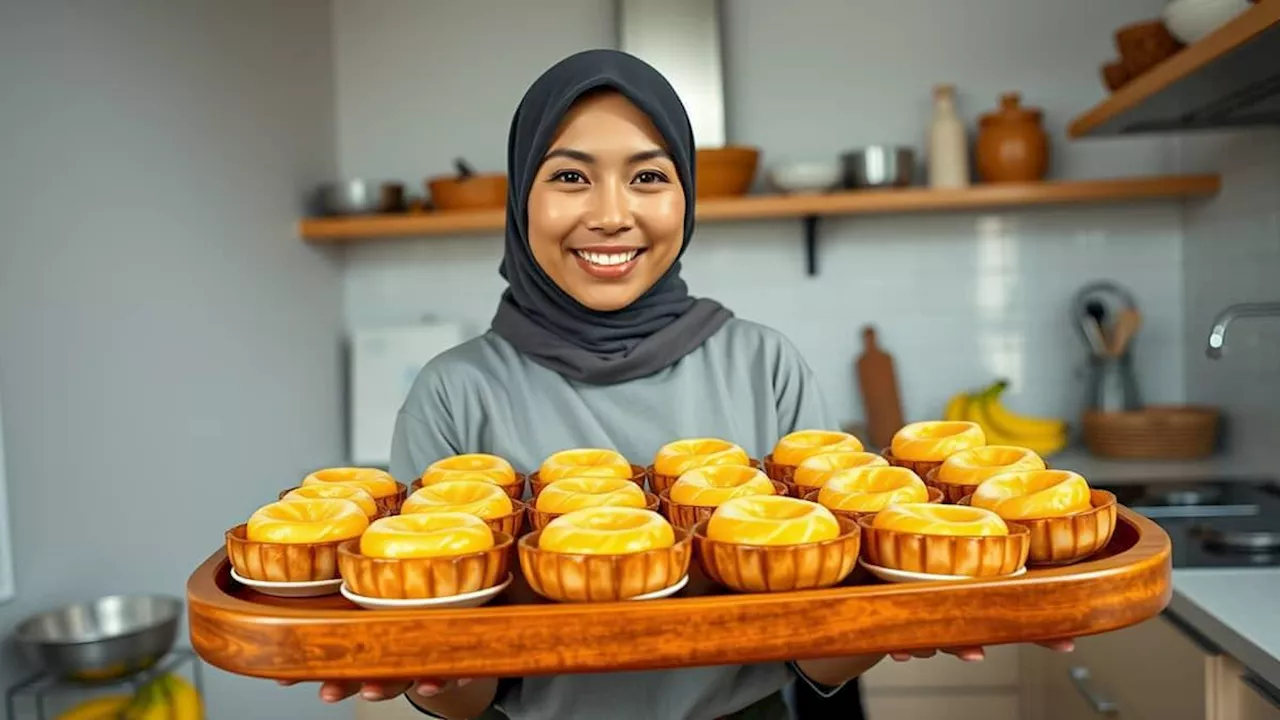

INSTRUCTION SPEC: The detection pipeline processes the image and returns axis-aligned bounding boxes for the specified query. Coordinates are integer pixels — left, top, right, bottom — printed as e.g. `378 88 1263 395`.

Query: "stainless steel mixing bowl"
841 146 917 188
13 594 182 680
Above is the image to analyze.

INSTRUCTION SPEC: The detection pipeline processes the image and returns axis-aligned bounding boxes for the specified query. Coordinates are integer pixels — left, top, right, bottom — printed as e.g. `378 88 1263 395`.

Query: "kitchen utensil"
1107 307 1143 358
842 146 916 189
1072 280 1138 355
695 146 760 198
426 161 507 212
1115 19 1184 77
315 180 405 216
14 594 182 680
856 326 905 451
975 93 1050 183
1080 302 1109 357
766 161 841 194
1162 0 1251 44
1082 406 1220 459
927 84 970 189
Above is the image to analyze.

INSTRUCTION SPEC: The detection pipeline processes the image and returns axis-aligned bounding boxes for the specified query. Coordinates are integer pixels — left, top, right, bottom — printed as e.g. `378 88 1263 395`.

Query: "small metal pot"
13 594 182 680
315 179 405 215
841 146 917 188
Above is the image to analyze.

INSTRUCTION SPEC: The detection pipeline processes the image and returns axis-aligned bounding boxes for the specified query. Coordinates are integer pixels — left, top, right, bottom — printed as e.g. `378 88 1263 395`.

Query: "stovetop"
1099 480 1280 569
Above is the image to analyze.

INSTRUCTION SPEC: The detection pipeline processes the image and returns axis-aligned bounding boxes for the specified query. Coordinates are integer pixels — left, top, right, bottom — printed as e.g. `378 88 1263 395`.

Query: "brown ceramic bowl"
958 489 1117 566
528 465 646 498
526 492 660 532
337 531 513 600
518 526 692 602
426 173 507 211
225 524 355 583
647 458 763 496
880 449 948 481
410 474 527 502
693 516 861 593
276 485 394 519
658 481 790 530
695 146 760 198
803 486 945 524
1115 19 1183 77
856 514 1030 577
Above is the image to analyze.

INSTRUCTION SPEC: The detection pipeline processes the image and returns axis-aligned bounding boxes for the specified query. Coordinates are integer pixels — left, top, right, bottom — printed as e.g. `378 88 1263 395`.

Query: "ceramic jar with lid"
975 93 1049 183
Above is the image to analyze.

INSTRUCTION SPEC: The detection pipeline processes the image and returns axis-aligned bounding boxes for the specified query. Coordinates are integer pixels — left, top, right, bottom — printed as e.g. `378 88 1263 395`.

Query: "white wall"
0 1 346 718
1179 128 1280 454
336 0 1188 431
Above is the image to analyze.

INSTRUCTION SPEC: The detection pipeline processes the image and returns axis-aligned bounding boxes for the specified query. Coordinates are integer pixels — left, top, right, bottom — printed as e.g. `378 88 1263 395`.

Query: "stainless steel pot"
842 146 916 188
13 594 182 680
315 179 405 215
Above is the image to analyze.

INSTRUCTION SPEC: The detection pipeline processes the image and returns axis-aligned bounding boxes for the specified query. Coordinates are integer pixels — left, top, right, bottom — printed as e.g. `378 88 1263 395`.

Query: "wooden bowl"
337 532 513 600
960 490 1118 566
426 173 507 211
1102 59 1132 91
1082 406 1219 459
803 486 944 524
856 514 1030 577
276 486 395 519
647 458 763 496
528 465 646 498
695 146 760 198
657 481 790 530
225 524 353 583
880 449 946 480
526 493 660 532
410 474 527 502
1115 19 1184 77
692 517 861 593
517 527 692 602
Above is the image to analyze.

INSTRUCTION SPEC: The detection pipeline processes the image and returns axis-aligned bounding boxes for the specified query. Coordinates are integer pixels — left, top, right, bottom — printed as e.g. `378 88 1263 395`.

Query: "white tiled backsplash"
344 202 1187 429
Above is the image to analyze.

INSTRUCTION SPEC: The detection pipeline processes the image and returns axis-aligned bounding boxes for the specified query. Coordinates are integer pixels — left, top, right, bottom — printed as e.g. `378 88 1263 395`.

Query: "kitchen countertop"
1051 447 1276 484
1169 568 1280 693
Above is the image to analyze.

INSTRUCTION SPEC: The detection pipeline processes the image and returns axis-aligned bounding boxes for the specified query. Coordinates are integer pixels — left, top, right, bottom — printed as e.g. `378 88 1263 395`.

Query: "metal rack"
4 649 203 720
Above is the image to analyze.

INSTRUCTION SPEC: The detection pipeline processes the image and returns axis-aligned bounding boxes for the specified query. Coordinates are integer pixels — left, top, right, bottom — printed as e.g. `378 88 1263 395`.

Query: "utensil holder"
1085 353 1141 413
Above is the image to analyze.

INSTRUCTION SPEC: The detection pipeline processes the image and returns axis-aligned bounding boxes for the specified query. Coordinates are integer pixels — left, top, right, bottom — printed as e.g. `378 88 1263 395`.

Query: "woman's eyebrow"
542 148 671 164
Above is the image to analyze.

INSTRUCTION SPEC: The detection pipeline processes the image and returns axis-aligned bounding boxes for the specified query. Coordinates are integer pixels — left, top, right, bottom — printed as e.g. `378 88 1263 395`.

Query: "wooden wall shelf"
1069 1 1280 137
300 174 1221 275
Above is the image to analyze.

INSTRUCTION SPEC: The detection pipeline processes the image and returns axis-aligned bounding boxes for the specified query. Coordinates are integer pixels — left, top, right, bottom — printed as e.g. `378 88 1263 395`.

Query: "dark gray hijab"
490 49 733 385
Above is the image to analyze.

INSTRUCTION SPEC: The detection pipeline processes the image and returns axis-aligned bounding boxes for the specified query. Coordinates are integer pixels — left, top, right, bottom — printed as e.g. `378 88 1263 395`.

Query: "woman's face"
527 91 686 312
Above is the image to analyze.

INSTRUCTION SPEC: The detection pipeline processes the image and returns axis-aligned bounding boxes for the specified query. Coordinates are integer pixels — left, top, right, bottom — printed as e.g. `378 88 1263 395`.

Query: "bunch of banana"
55 673 202 720
943 380 1069 457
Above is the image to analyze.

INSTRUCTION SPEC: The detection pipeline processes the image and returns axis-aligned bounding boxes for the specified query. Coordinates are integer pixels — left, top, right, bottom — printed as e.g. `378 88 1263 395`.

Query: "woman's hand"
276 678 471 703
891 639 1074 663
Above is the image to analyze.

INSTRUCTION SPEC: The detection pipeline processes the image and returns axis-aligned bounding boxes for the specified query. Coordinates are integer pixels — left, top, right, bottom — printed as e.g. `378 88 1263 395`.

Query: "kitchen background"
1 0 1278 718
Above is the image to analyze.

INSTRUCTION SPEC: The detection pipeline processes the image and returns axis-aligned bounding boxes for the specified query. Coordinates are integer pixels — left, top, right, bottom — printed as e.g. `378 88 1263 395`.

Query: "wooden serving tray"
187 507 1171 681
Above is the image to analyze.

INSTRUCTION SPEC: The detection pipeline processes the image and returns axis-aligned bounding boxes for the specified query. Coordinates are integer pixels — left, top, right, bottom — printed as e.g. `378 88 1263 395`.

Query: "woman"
292 49 1070 719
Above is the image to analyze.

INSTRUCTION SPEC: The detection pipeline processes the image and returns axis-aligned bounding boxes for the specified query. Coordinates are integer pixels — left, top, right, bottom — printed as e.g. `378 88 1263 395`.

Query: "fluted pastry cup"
410 474 526 502
337 531 513 600
226 524 350 583
527 492 660 532
692 516 861 593
958 489 1117 566
803 486 945 524
647 458 763 496
529 465 646 497
880 449 949 481
658 481 789 530
518 527 692 602
856 514 1030 577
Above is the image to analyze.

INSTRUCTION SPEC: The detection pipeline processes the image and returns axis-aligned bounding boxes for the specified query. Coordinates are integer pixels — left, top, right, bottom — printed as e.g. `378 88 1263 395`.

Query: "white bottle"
928 84 970 189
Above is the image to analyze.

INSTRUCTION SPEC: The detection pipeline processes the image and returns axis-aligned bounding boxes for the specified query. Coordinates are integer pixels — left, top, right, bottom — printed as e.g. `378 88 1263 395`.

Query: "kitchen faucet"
1206 302 1280 358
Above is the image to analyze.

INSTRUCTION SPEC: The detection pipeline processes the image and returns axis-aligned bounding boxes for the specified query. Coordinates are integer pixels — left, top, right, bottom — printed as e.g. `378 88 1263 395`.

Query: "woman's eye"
633 170 668 184
551 170 587 184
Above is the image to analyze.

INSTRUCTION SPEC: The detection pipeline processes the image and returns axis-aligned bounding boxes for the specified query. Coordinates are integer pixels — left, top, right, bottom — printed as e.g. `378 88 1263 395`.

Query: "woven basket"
1082 405 1219 459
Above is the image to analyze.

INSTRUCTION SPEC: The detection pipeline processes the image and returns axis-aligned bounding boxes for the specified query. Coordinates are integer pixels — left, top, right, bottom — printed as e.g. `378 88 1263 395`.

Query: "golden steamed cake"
538 507 675 555
359 512 495 559
400 480 514 519
420 453 518 487
872 503 1009 537
890 421 986 462
535 476 648 513
793 451 889 490
246 498 369 544
538 448 633 482
817 466 929 513
937 446 1045 485
970 469 1092 520
771 430 864 466
280 485 378 518
653 438 750 477
706 495 840 546
302 467 400 500
669 465 776 507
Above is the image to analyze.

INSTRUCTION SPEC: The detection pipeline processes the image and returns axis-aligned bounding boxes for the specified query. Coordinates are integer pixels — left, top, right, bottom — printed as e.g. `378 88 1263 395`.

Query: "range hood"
616 0 727 147
1071 2 1280 137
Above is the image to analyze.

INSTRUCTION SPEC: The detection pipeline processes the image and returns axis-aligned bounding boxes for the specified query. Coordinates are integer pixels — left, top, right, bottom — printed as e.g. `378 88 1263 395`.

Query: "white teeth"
576 249 639 266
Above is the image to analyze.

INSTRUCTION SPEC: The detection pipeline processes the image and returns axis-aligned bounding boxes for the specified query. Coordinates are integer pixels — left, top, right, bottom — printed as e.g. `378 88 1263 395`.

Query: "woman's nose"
585 181 633 235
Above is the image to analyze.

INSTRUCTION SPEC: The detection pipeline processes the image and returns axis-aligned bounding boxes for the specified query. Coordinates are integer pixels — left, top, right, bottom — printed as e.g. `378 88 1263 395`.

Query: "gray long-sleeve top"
390 318 834 720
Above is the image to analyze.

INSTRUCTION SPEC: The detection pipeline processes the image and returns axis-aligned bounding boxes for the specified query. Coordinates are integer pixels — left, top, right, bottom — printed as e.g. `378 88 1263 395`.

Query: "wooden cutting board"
856 326 905 450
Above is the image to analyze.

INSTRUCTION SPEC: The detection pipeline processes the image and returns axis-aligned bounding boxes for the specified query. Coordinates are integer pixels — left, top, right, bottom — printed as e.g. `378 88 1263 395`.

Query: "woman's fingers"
320 680 363 703
360 681 413 701
890 648 937 661
1038 639 1075 652
942 647 986 662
